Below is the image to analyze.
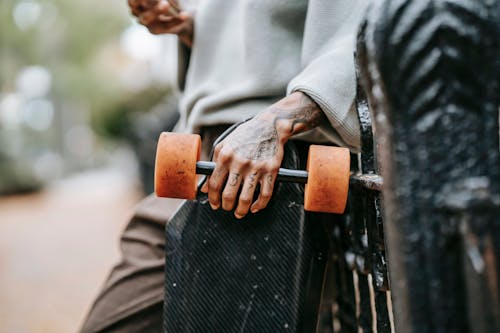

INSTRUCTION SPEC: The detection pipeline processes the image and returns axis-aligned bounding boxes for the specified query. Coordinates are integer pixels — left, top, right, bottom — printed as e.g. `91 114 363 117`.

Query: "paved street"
0 169 142 333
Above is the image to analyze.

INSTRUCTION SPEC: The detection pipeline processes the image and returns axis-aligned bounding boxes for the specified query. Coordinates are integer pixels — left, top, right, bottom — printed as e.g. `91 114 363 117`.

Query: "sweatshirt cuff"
287 81 361 151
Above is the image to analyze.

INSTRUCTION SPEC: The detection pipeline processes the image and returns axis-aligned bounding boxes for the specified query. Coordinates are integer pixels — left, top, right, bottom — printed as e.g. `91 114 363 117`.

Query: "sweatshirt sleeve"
287 0 368 151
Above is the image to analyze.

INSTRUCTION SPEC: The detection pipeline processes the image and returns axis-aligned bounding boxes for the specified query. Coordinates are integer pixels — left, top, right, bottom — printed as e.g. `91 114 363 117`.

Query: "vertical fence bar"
358 0 500 332
357 269 373 332
367 193 391 333
334 217 359 333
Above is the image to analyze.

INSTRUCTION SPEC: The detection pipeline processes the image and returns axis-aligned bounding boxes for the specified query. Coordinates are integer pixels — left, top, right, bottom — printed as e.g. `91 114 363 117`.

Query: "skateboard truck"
195 161 309 183
155 132 350 214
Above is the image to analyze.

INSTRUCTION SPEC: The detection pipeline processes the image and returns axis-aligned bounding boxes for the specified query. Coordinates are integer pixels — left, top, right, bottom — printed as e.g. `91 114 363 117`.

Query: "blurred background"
0 0 180 331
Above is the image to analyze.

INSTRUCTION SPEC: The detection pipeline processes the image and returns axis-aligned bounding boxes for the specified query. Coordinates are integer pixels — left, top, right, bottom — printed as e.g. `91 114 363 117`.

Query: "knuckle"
222 192 235 202
260 191 272 200
208 197 218 207
213 144 222 155
239 197 252 205
234 156 251 167
217 150 232 163
266 164 280 174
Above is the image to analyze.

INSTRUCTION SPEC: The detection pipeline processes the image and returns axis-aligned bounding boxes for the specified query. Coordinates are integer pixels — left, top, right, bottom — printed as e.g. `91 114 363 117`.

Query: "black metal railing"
316 78 393 333
320 1 500 332
321 0 500 333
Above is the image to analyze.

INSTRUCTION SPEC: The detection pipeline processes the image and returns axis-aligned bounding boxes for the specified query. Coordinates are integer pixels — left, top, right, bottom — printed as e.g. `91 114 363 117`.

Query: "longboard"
163 142 330 332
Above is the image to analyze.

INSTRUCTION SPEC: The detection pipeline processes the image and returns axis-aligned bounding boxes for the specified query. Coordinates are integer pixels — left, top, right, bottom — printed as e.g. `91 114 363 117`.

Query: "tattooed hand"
127 0 194 47
201 92 327 219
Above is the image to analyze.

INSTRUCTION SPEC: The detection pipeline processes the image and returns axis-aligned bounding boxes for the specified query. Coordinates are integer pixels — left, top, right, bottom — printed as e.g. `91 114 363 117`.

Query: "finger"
129 0 157 16
128 0 141 8
146 20 181 34
129 0 154 11
250 173 275 213
200 176 209 193
158 10 190 23
168 0 181 11
207 165 228 210
138 0 159 9
221 171 243 211
131 9 141 17
129 4 144 17
178 11 192 20
234 173 259 219
147 21 169 34
144 0 160 7
154 0 173 15
139 11 156 25
157 14 174 22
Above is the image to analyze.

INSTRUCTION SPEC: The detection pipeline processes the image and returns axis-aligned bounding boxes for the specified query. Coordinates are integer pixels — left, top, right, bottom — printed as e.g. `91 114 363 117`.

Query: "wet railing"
318 1 500 332
316 80 393 333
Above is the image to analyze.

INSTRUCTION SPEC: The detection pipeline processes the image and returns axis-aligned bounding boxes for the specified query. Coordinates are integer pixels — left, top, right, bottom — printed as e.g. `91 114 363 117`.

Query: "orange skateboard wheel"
155 132 201 200
304 145 350 214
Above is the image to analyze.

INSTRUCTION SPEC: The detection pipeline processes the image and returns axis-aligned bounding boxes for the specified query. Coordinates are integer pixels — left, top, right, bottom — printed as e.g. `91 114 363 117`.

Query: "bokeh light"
12 0 42 31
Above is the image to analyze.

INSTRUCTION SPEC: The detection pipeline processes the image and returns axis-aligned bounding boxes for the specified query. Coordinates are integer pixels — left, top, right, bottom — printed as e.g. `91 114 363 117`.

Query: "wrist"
254 110 293 143
256 92 325 141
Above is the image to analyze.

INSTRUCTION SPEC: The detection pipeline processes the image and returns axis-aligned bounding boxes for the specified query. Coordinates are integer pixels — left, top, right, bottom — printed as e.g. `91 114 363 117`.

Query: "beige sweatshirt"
177 0 368 151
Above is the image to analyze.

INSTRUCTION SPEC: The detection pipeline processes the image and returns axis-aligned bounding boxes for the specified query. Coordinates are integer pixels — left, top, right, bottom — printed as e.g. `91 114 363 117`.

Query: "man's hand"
128 0 194 47
201 92 327 219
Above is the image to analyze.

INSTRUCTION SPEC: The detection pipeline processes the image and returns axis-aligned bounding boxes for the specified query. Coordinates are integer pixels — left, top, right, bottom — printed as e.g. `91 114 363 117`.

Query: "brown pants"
80 126 229 333
79 195 181 332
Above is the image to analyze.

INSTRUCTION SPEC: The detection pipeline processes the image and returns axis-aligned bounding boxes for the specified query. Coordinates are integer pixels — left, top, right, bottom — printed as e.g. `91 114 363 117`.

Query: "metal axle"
195 161 308 184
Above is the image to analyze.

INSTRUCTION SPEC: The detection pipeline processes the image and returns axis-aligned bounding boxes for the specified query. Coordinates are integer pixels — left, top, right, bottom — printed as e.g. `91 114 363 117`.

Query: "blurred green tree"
0 0 175 193
1 0 131 115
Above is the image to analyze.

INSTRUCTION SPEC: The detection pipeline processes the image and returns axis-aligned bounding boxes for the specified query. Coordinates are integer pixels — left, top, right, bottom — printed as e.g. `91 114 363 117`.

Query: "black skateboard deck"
164 142 330 333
